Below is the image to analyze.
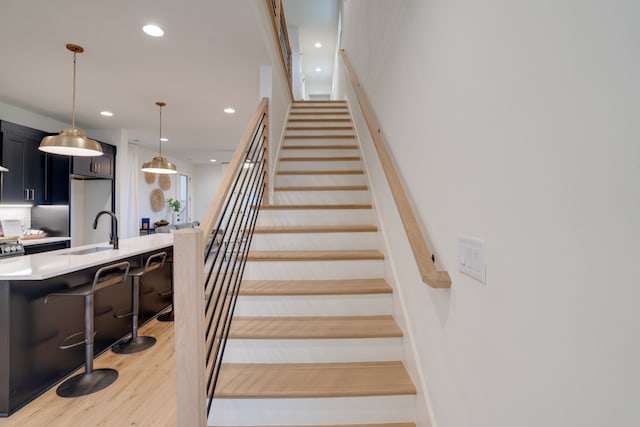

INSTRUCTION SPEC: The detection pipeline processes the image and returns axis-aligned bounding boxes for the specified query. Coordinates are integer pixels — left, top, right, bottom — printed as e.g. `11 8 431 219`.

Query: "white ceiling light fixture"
223 107 235 114
100 111 113 117
143 24 164 37
315 67 322 72
141 101 177 175
314 42 322 48
209 159 217 163
160 137 168 142
39 44 103 157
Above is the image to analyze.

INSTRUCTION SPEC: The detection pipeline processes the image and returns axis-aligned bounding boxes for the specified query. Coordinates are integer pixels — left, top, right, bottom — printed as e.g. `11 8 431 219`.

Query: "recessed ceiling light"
210 159 217 163
160 137 168 142
314 42 322 48
315 67 322 72
143 24 164 37
100 111 113 117
224 107 236 114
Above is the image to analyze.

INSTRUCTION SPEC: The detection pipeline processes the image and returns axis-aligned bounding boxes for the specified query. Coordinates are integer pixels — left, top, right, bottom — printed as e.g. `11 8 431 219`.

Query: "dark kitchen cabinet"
72 143 115 179
0 121 70 205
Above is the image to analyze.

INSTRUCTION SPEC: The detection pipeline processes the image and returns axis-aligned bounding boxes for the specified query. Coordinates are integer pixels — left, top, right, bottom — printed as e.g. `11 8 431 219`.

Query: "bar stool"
44 261 130 398
112 251 167 354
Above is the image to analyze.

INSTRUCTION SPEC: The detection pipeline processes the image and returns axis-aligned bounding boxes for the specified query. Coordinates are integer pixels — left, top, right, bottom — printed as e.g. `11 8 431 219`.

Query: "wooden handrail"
200 97 269 239
264 0 293 100
340 50 451 289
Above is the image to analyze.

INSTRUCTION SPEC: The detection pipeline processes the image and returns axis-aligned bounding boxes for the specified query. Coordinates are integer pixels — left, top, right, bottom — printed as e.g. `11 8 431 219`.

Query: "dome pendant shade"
40 129 103 156
141 101 177 174
39 44 103 157
141 156 177 174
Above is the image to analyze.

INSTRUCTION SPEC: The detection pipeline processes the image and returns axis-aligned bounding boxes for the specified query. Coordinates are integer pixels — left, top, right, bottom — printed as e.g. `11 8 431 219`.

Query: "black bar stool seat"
112 251 167 354
44 261 130 398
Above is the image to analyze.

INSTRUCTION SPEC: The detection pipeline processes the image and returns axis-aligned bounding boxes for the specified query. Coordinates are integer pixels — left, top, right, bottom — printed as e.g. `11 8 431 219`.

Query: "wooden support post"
174 228 207 427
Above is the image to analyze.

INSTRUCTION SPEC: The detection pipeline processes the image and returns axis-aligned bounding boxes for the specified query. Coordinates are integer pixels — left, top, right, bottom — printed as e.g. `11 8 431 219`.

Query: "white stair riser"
276 174 366 187
280 138 358 149
250 231 378 251
208 395 416 426
273 190 370 205
243 259 385 280
292 102 347 106
221 338 403 363
278 160 362 171
285 129 355 137
289 111 350 116
280 148 360 157
257 209 375 226
234 294 392 316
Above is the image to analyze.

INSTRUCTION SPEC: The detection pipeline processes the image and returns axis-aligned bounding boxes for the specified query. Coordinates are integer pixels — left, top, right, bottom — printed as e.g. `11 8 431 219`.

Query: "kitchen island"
0 234 173 417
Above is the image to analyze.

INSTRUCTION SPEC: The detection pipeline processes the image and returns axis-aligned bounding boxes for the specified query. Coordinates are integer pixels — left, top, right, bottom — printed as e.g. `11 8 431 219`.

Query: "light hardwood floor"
0 318 176 427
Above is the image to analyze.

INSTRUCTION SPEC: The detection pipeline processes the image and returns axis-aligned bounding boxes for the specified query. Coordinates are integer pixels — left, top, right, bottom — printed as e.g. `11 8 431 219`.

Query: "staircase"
210 101 418 427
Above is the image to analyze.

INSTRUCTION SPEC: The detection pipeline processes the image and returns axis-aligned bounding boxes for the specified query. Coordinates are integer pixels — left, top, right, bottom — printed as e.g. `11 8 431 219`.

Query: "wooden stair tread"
274 185 368 191
253 225 377 233
284 134 355 139
247 250 384 261
229 315 402 339
259 204 372 210
277 170 364 175
210 424 415 427
288 118 352 122
282 144 358 149
287 126 354 131
215 362 416 398
290 111 350 116
239 279 392 296
291 105 349 109
280 156 360 161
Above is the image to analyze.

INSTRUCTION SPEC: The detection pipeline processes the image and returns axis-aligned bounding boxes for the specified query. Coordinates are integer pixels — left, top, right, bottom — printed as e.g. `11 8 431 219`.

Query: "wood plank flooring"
0 319 176 427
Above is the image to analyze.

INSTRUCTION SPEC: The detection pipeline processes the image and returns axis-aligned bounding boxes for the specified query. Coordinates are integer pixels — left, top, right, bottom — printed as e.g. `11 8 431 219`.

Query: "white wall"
339 1 640 427
193 163 227 221
132 144 194 230
0 101 69 134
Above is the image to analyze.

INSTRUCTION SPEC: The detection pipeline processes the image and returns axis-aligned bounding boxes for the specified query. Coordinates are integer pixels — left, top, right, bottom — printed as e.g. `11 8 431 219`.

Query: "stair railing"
339 50 451 289
265 0 293 98
173 98 269 427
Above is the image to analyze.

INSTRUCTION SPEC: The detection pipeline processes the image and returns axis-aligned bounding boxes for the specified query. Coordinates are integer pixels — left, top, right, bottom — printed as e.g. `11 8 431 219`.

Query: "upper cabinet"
72 143 115 179
0 121 70 205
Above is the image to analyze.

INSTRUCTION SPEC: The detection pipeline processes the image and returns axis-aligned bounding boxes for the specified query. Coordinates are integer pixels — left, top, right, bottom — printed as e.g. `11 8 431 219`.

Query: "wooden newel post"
174 228 207 427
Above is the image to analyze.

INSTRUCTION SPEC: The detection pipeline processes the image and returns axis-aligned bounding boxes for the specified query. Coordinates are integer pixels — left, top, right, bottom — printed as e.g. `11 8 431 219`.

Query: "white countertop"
0 234 173 281
19 236 71 247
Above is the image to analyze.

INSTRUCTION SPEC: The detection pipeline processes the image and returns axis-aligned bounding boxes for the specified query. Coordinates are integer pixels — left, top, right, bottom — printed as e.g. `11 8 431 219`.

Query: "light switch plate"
458 235 486 284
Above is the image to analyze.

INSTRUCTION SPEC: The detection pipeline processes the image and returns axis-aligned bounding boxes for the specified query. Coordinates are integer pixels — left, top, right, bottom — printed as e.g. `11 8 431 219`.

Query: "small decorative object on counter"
154 219 169 228
141 218 150 230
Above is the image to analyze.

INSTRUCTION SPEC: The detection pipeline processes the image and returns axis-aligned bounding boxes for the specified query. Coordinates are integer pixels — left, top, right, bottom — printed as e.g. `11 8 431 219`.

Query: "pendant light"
141 102 177 174
39 44 103 157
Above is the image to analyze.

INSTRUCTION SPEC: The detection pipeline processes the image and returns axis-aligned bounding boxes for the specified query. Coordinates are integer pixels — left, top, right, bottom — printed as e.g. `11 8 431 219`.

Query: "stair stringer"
344 92 440 427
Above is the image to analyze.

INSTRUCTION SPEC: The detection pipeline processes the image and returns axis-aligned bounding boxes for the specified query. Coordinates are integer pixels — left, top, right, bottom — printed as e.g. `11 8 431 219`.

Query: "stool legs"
112 276 156 354
56 294 118 398
158 258 174 322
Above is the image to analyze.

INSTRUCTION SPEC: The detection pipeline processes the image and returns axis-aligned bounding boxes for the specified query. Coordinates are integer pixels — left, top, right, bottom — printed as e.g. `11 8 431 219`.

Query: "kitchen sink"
63 246 113 255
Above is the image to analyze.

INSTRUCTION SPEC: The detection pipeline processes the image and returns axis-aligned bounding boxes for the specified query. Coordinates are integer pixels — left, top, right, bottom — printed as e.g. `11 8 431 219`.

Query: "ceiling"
0 0 338 165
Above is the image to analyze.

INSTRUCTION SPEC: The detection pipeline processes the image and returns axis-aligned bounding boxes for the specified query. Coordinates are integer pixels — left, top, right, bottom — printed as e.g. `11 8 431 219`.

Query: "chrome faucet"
93 210 119 250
